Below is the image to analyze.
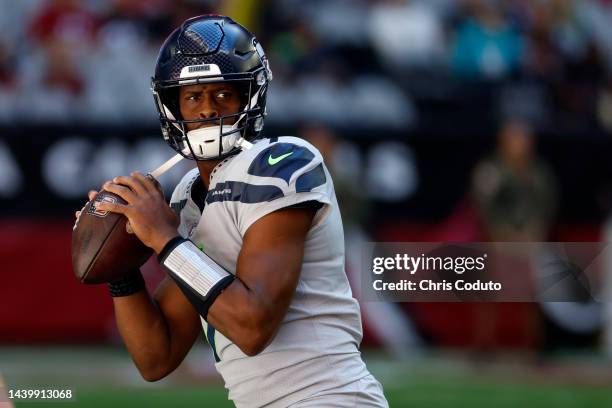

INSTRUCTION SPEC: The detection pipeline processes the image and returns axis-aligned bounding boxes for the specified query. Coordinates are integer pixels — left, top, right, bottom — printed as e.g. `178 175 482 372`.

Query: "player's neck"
196 160 222 189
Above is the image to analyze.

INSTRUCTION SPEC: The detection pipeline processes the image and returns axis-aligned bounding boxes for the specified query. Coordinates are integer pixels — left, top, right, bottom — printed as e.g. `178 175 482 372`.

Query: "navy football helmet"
151 15 273 160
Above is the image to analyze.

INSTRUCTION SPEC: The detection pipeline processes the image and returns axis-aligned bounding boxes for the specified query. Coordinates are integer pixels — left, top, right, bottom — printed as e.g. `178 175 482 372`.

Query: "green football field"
3 347 612 407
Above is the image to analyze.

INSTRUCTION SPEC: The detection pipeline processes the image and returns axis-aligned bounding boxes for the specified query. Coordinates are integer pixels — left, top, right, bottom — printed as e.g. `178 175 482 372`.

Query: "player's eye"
184 93 200 102
216 91 233 101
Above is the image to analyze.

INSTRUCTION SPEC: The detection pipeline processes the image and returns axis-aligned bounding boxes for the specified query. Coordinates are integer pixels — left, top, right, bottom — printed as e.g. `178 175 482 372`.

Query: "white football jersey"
169 136 374 407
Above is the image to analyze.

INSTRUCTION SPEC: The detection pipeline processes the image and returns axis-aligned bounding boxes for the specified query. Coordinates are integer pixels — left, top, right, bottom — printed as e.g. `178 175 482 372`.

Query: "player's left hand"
96 172 179 254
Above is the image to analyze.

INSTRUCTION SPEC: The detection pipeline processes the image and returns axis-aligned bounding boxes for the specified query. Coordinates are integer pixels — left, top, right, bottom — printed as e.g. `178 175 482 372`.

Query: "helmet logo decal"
179 64 223 81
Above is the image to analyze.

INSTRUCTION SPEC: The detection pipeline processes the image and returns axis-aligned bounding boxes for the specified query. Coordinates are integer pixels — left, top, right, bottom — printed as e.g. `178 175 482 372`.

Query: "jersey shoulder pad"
245 137 323 187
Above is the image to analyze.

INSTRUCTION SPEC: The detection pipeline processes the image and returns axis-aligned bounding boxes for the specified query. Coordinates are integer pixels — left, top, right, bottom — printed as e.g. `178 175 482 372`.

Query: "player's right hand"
96 172 179 253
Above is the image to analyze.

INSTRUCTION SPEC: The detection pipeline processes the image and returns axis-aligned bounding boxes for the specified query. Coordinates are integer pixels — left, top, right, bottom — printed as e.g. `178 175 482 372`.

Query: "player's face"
179 83 242 131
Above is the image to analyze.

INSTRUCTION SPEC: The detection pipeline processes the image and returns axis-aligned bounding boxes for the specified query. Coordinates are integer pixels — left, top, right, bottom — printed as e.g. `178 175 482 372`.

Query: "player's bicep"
153 277 202 367
237 206 316 316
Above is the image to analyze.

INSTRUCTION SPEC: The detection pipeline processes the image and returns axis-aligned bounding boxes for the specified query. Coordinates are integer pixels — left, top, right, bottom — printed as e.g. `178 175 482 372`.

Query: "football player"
87 15 389 407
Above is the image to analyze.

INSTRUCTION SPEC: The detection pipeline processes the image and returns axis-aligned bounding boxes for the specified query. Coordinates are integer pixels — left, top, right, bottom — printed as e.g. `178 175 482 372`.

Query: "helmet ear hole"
234 82 250 109
160 88 182 120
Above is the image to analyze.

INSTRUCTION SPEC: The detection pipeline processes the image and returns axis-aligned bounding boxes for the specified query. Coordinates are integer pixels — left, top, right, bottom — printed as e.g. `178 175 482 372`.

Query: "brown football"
72 190 153 284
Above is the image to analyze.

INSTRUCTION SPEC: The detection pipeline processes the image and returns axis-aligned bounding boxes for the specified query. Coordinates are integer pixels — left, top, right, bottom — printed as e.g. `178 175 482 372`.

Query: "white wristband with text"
162 240 231 298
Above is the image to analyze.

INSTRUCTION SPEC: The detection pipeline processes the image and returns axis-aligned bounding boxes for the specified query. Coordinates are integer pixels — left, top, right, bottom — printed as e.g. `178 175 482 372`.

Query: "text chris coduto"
371 253 502 292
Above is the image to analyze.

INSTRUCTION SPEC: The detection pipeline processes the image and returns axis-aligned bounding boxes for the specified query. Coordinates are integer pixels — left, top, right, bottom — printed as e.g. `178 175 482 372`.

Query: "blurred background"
2 0 612 406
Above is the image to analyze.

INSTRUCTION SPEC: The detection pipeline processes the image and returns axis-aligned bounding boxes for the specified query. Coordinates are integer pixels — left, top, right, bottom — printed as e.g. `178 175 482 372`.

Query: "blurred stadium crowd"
1 0 612 131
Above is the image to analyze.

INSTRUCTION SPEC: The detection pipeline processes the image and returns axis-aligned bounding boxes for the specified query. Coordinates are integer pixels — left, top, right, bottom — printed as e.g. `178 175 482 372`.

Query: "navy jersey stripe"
206 181 284 204
296 163 326 192
170 199 188 216
190 177 207 213
207 324 221 362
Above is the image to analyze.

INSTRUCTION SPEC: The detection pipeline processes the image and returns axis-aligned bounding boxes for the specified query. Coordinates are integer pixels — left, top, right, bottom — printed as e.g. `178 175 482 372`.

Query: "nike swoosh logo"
268 151 294 165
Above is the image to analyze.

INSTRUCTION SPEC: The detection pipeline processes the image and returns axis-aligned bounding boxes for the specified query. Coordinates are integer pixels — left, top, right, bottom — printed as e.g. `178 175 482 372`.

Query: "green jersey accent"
267 151 294 165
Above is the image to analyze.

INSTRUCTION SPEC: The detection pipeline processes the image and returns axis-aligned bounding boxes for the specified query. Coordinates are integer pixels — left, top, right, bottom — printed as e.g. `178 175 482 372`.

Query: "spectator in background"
582 0 612 71
18 0 98 122
471 119 558 353
451 0 524 80
17 37 88 122
0 43 15 89
28 0 98 47
268 17 323 76
520 1 567 82
597 75 612 133
524 0 605 125
368 0 447 70
0 41 17 122
98 0 169 44
84 0 166 122
471 119 557 241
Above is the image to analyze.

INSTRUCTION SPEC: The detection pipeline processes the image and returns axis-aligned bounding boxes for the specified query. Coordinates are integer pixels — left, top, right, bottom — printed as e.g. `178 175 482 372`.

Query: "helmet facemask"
152 67 269 161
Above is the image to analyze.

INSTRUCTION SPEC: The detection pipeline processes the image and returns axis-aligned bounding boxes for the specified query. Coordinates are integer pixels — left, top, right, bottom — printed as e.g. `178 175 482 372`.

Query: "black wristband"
169 273 235 321
108 270 145 297
201 275 235 320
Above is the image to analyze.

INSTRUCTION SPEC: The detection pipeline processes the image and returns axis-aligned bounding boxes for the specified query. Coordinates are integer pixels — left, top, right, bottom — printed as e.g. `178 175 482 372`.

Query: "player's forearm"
112 292 174 380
